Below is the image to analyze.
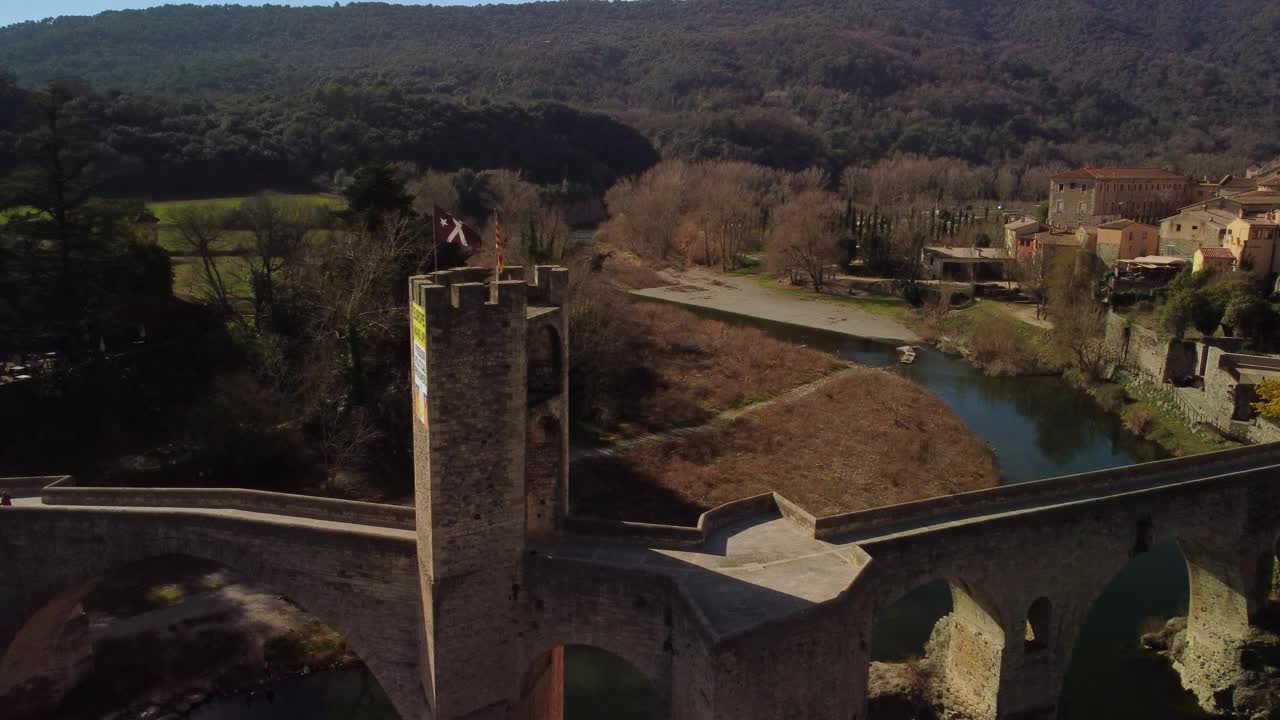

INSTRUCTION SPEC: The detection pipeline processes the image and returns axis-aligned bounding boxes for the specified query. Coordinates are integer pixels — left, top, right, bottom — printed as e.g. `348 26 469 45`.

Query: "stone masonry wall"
0 507 425 719
413 272 530 718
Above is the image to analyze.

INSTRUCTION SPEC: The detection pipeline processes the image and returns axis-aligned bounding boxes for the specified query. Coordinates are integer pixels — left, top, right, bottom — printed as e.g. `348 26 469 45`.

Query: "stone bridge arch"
852 471 1279 720
519 558 683 718
864 573 1009 720
0 508 425 719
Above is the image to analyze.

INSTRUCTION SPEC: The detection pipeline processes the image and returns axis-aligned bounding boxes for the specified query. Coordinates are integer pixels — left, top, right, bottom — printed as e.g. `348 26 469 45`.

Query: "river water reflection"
204 302 1203 719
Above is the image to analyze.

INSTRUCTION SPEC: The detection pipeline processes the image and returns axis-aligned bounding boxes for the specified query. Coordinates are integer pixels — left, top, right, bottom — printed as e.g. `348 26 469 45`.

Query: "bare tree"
297 214 418 475
239 194 313 328
600 161 692 261
1046 252 1111 379
172 204 237 317
767 190 841 292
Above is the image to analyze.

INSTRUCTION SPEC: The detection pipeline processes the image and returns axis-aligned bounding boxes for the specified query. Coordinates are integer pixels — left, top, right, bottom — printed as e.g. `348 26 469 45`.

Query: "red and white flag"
433 206 481 249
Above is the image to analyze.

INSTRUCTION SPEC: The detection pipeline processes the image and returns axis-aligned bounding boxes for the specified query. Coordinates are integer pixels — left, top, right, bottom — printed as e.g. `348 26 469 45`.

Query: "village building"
131 210 161 245
1192 175 1259 203
1048 167 1193 228
1225 189 1280 215
1193 247 1236 273
1247 156 1280 179
1075 224 1099 253
1223 216 1280 278
921 246 1012 281
1003 217 1041 258
1158 192 1280 258
1094 219 1158 266
1159 206 1236 257
1029 229 1085 266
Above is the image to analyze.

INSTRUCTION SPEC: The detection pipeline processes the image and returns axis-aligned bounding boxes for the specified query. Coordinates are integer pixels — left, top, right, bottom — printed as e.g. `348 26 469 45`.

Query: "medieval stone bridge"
3 266 1280 720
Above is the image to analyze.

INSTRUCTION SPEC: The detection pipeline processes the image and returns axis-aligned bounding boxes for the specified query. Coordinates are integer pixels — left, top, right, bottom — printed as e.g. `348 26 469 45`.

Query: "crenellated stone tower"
408 265 569 719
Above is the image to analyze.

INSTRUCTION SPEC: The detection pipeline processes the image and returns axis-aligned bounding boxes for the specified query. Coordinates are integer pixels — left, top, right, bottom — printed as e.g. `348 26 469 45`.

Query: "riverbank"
572 365 1001 523
1092 374 1240 457
647 268 1240 458
630 268 920 343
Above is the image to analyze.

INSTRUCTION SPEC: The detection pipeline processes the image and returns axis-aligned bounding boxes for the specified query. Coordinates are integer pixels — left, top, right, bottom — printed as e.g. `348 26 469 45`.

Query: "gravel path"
570 365 859 462
631 269 920 343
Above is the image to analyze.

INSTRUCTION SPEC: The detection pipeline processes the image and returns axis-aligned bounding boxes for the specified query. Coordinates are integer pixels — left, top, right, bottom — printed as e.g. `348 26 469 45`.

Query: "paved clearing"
631 269 919 343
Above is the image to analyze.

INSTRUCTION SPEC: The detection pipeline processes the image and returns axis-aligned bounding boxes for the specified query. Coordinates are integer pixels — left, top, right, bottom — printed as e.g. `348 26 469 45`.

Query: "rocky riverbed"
19 556 358 720
1143 614 1280 719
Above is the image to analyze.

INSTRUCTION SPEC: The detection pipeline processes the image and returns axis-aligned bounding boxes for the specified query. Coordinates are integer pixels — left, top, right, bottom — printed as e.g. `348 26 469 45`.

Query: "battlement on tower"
412 264 568 315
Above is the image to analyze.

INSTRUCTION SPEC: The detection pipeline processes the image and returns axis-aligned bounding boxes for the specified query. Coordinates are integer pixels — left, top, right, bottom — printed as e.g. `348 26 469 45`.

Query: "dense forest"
1 0 1278 178
0 72 658 198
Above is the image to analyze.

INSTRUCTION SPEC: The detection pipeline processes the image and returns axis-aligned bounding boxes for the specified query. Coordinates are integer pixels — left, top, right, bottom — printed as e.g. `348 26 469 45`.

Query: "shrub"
1124 408 1155 436
1092 383 1127 413
967 314 1024 375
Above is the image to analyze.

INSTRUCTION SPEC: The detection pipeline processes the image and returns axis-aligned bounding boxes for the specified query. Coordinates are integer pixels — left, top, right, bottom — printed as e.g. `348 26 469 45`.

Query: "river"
196 305 1204 719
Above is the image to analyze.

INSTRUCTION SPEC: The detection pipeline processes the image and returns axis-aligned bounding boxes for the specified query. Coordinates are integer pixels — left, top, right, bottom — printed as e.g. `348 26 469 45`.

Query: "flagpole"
432 206 440 277
494 208 503 284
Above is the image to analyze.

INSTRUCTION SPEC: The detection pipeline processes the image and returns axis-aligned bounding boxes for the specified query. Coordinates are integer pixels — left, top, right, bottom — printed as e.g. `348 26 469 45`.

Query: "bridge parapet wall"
0 477 67 499
814 443 1280 539
34 477 415 530
563 493 783 549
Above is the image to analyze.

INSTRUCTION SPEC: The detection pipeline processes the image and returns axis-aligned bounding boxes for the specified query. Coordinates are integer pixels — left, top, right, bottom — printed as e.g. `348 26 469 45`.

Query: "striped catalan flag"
494 211 505 274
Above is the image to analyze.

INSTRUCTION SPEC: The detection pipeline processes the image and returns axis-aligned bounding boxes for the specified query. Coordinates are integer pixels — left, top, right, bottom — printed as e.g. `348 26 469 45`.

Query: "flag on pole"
494 210 505 274
433 206 481 249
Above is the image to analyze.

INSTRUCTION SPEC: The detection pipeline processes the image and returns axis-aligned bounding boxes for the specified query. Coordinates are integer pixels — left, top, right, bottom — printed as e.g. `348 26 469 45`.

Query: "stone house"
1247 157 1280 179
1030 229 1085 266
1192 247 1236 273
1191 175 1259 203
1048 167 1194 228
921 246 1012 281
131 210 161 245
1225 189 1280 215
1105 312 1280 442
1159 206 1236 257
1223 216 1279 277
1095 219 1158 266
1003 217 1042 258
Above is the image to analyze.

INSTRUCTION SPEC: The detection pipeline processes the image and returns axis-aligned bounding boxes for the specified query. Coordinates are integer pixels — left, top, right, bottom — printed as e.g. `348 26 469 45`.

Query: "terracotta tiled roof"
1230 190 1280 205
1197 248 1236 259
1004 218 1040 231
1033 231 1082 246
1051 167 1188 181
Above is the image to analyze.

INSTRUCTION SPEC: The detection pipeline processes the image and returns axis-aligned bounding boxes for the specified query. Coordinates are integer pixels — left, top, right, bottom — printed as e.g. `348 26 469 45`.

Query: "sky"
0 1 510 29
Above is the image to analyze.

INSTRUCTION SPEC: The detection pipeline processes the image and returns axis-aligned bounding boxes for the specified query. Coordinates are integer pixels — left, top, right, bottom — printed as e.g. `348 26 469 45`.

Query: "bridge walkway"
538 443 1280 641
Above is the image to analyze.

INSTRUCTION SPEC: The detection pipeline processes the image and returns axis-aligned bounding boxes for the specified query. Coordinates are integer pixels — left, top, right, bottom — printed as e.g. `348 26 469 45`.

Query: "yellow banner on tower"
411 301 429 425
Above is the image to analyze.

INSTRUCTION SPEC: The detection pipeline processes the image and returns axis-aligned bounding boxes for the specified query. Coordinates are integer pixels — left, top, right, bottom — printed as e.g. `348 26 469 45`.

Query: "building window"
1079 202 1087 213
1191 225 1198 230
1056 200 1064 213
1176 224 1182 232
1058 184 1064 192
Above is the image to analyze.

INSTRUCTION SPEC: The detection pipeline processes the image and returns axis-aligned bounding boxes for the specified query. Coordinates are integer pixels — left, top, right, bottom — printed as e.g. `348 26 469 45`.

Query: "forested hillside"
2 0 1278 177
0 74 657 197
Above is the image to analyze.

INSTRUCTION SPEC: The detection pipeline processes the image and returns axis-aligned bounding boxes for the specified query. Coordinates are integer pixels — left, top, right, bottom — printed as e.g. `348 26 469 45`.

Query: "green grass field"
3 193 347 255
147 193 344 224
171 255 254 300
0 205 40 224
2 193 343 225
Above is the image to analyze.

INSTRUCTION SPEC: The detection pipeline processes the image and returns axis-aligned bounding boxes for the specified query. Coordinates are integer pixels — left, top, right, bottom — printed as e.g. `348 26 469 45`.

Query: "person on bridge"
1 492 11 506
